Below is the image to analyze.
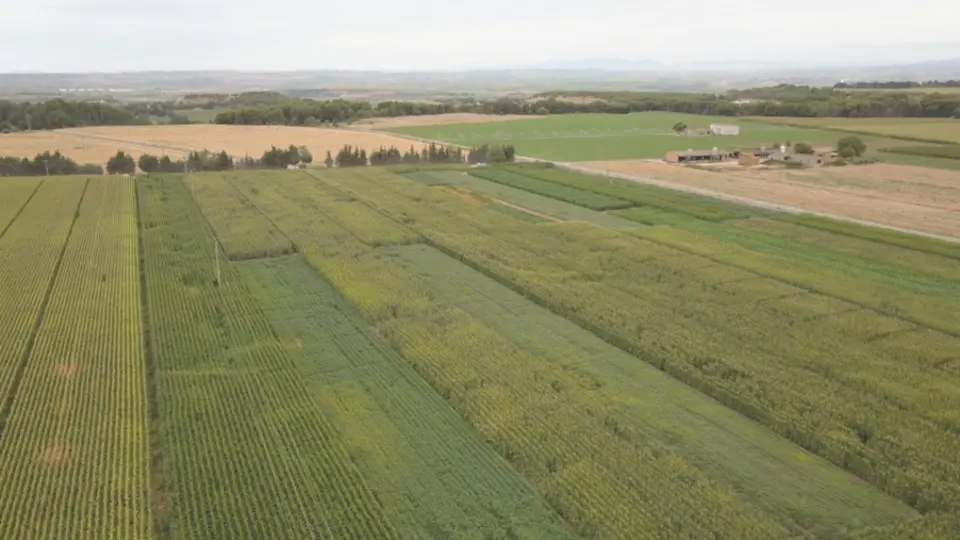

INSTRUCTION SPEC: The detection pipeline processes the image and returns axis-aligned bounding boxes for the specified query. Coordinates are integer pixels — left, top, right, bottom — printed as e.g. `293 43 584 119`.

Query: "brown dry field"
1 125 430 164
580 160 960 238
352 113 536 129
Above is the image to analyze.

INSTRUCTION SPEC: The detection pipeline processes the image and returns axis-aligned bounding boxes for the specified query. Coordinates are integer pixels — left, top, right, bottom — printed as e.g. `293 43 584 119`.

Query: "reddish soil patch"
435 185 491 205
55 363 76 377
494 199 563 222
39 444 71 466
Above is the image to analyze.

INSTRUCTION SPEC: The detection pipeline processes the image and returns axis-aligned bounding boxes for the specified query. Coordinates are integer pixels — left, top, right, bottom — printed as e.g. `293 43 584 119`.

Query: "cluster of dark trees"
331 142 467 167
836 136 867 158
214 99 375 126
834 80 960 89
326 142 516 167
136 153 189 173
133 145 314 174
0 150 103 176
466 143 516 164
531 88 960 118
0 99 146 131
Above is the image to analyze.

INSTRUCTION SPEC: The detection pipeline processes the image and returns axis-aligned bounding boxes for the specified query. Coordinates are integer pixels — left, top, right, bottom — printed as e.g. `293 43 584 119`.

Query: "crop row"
268 223 791 537
401 170 640 228
505 163 758 221
315 168 960 518
225 170 421 249
880 144 960 161
0 178 42 233
628 224 960 336
467 166 633 210
138 175 399 539
775 213 960 260
0 178 87 421
0 178 150 539
267 169 918 537
183 172 296 260
235 254 574 538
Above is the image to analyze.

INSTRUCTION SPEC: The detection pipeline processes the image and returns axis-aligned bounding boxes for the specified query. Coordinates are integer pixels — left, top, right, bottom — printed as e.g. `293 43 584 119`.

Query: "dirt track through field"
573 160 960 240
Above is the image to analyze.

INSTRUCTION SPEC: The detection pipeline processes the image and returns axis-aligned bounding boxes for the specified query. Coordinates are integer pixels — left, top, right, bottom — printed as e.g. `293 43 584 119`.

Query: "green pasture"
388 112 848 161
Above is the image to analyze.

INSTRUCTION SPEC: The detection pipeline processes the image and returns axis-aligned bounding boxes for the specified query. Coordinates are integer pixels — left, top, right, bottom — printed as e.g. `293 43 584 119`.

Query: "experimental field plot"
389 112 846 161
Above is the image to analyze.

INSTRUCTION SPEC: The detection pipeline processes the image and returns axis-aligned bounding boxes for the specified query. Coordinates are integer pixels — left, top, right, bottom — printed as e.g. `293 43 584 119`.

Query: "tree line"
0 151 103 177
4 86 958 135
834 80 960 89
0 99 146 132
327 142 515 167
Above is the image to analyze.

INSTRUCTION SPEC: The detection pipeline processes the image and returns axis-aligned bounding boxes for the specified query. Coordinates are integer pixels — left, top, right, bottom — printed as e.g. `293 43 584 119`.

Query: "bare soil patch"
55 362 76 377
435 185 491 205
39 444 71 466
352 113 536 130
579 160 960 238
2 125 430 166
494 199 563 222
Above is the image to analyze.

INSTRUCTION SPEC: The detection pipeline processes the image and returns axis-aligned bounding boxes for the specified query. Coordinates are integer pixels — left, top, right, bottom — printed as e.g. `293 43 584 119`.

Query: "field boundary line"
0 180 44 242
630 228 960 340
134 179 170 540
739 118 957 145
218 174 302 258
0 178 89 438
558 162 960 243
383 131 960 243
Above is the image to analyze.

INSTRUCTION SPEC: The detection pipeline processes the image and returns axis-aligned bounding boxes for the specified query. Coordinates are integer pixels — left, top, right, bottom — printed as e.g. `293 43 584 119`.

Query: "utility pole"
25 113 32 131
213 235 221 287
44 160 50 176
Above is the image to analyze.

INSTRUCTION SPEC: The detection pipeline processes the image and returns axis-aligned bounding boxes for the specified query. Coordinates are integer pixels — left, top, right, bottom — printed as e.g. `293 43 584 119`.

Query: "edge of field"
379 128 960 244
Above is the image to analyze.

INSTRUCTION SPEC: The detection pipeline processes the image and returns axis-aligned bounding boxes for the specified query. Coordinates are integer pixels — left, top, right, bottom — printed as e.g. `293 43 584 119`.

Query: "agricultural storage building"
709 124 740 136
665 148 734 163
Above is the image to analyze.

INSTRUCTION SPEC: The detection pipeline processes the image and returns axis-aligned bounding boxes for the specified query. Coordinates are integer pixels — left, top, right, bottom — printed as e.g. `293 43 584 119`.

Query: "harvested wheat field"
2 125 429 165
578 160 960 238
0 130 148 165
352 113 537 129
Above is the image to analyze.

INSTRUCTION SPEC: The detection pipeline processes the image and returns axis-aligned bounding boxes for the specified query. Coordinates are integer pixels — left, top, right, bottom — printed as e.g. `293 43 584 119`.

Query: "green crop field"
748 116 960 144
387 112 848 161
0 163 958 538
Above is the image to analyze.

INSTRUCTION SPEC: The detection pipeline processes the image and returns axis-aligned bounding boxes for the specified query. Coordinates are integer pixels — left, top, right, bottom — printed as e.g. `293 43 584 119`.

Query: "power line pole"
44 159 50 176
214 236 221 287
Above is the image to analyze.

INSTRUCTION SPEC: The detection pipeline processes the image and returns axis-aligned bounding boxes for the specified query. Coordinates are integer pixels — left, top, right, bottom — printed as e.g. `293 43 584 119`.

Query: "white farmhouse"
709 123 741 136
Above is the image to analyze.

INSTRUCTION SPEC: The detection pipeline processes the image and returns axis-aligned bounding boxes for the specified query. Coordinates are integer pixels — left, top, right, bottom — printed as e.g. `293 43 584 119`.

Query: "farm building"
665 149 734 163
709 124 741 136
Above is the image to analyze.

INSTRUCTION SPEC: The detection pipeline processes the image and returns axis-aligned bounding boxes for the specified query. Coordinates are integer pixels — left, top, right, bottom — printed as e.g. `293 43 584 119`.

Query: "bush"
838 146 856 159
794 143 814 154
138 154 160 173
106 151 136 175
76 163 104 175
837 136 867 157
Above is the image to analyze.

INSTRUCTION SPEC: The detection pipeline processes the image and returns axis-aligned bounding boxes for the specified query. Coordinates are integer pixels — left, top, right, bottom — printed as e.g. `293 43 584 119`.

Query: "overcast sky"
1 0 958 72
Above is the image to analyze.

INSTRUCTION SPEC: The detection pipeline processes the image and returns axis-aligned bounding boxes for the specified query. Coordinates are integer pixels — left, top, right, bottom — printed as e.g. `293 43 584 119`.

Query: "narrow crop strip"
0 179 88 437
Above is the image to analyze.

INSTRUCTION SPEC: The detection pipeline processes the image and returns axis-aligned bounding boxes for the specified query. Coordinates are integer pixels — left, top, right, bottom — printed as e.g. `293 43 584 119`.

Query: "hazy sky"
1 0 958 72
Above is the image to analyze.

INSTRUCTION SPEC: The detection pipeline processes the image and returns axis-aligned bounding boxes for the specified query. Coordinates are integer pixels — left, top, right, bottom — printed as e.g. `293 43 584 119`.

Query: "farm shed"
709 124 741 136
665 149 734 163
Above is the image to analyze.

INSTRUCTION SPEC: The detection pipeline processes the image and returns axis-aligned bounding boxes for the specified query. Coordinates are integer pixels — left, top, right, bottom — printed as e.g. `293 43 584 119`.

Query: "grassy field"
0 164 958 538
387 111 849 161
748 116 960 144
